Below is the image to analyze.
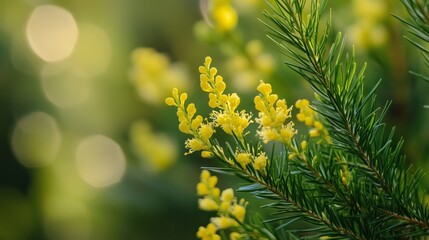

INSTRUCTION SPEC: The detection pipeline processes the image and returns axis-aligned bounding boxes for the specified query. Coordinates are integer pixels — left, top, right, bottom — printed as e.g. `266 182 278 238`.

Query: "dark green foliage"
398 0 429 82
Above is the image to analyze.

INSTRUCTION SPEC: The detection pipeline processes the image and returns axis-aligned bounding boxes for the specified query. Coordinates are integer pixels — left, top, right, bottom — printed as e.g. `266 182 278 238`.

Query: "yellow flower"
255 80 296 144
211 3 238 32
230 232 242 240
301 140 308 150
254 152 267 171
199 197 220 211
295 99 330 142
221 188 234 202
129 121 177 172
235 152 251 167
130 48 189 105
197 182 209 196
211 216 239 229
166 88 216 155
201 151 214 158
231 204 246 222
197 223 221 240
199 56 252 140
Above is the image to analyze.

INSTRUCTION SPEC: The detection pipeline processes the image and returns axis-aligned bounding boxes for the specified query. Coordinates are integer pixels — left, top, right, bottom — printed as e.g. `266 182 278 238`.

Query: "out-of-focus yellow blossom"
197 170 221 197
199 197 220 211
197 223 221 240
197 170 221 211
165 88 215 158
347 0 389 49
230 200 246 222
196 170 248 237
129 121 177 172
211 216 239 229
226 40 275 92
254 80 296 144
211 0 238 32
130 48 189 105
295 99 330 142
199 56 252 140
230 232 243 240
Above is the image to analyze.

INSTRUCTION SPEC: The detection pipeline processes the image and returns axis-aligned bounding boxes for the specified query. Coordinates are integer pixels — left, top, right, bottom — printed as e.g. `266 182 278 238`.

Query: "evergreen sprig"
260 0 429 238
398 0 429 82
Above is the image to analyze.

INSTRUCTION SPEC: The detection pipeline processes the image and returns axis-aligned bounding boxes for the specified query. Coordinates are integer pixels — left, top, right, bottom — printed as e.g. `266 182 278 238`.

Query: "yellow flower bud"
191 115 204 130
197 182 209 196
220 201 231 212
199 197 219 211
221 188 234 202
211 216 238 229
295 99 309 109
204 56 212 66
301 140 308 150
180 92 188 103
179 121 191 134
297 113 306 122
172 88 179 99
230 232 242 240
314 121 324 130
309 129 320 137
208 176 218 188
201 170 210 181
304 116 314 126
187 103 197 117
212 188 220 198
257 81 272 95
165 97 176 106
201 151 214 158
200 79 212 92
209 67 217 76
254 96 265 112
267 94 278 105
231 204 246 222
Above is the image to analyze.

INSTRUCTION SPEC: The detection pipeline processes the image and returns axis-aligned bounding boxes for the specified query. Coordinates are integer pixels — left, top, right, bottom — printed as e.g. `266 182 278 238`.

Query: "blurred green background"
0 0 428 239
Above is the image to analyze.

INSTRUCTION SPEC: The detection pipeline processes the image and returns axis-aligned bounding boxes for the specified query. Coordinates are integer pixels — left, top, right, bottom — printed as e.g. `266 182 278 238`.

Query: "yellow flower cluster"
211 0 238 32
197 223 220 240
254 80 297 144
234 150 268 174
295 99 330 141
129 48 189 105
226 40 275 92
165 89 215 158
347 0 389 49
199 57 252 140
129 121 177 172
197 170 248 240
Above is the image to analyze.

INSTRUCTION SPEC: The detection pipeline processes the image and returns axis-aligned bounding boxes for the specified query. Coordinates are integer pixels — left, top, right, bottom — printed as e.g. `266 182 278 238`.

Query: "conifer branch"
264 0 429 236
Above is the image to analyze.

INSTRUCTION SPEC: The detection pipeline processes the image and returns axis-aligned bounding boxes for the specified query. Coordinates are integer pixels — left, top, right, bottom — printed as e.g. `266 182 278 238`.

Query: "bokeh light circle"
11 112 61 167
26 5 78 62
75 135 126 187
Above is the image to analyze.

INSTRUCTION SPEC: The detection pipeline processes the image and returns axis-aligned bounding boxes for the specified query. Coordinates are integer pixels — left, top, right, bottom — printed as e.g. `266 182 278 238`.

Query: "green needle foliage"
398 0 429 82
167 0 429 239
261 0 429 238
